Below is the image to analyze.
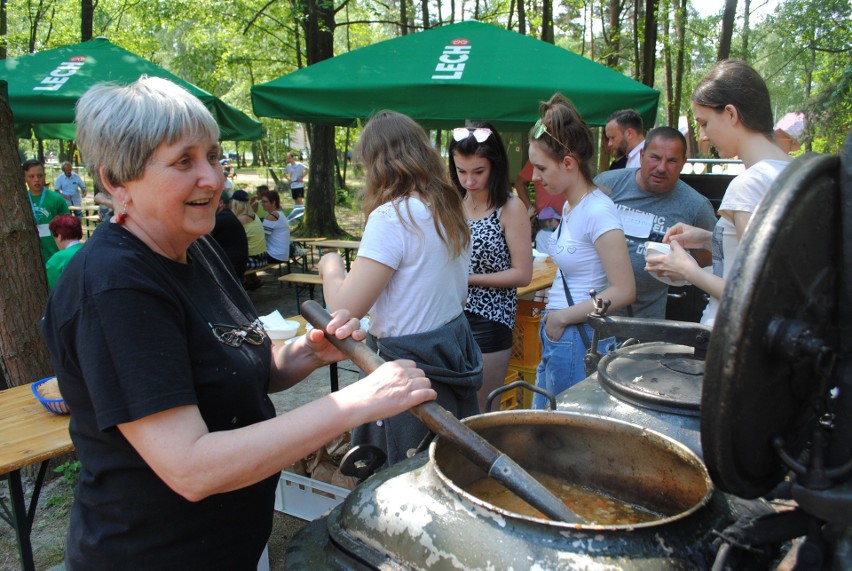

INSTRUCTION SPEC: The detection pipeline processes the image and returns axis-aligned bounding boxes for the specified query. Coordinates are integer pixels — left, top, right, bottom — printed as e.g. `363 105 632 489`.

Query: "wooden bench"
245 262 287 288
278 273 324 311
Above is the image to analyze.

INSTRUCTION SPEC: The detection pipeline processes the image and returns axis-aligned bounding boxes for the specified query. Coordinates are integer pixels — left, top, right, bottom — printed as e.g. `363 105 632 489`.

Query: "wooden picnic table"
517 257 557 298
68 205 101 213
312 240 361 271
0 383 73 571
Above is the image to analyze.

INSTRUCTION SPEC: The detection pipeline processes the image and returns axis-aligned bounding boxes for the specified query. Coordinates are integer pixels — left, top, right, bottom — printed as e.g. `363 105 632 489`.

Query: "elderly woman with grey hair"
40 76 436 570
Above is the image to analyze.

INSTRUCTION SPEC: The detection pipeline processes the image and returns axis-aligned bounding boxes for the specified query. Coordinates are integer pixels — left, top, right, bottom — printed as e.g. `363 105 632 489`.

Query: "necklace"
564 189 593 216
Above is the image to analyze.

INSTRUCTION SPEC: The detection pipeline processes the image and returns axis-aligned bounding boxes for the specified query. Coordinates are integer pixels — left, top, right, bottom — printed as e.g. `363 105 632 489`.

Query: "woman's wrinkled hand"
343 360 437 423
645 240 697 283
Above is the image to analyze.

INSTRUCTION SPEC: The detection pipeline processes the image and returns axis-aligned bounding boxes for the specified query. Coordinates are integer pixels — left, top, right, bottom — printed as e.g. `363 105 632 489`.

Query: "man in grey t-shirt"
594 127 717 319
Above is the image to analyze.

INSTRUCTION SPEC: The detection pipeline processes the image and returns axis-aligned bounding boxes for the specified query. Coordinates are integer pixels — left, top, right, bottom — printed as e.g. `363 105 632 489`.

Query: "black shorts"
291 186 305 200
465 311 513 353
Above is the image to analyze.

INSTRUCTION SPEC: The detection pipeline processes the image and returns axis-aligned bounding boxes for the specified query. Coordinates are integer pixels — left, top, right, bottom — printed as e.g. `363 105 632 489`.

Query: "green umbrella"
3 37 263 141
252 21 659 131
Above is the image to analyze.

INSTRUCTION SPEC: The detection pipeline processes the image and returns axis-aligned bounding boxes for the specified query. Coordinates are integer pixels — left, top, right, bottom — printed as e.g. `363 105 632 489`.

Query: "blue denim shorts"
532 313 615 409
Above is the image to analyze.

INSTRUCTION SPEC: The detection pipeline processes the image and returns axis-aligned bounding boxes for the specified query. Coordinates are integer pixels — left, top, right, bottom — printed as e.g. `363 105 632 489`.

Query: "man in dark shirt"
211 193 248 277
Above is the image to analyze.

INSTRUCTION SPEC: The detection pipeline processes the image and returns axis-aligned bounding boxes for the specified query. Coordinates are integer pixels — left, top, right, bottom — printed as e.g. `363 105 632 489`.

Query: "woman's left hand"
303 309 365 364
644 240 698 283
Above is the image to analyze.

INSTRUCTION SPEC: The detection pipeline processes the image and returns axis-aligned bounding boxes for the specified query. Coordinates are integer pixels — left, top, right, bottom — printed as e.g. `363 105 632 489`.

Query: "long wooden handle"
301 300 582 523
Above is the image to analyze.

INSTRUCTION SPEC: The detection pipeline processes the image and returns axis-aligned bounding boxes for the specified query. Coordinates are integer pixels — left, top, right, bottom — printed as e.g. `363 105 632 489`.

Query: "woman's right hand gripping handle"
339 360 437 425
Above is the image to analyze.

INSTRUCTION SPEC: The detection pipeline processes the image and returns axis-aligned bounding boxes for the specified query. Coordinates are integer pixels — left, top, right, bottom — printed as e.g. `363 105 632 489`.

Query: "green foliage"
54 459 81 486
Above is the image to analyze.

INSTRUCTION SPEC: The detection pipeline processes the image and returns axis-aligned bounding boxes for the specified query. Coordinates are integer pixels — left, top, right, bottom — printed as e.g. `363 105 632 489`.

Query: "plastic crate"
274 471 350 521
502 367 536 409
510 300 545 368
499 370 524 410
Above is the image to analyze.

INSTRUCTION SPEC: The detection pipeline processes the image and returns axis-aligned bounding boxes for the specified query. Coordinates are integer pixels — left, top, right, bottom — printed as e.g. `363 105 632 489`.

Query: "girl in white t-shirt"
319 111 482 468
646 60 792 326
529 94 635 408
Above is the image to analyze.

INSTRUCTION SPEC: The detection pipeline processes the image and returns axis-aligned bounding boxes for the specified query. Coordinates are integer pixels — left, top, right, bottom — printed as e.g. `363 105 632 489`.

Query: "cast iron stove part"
300 300 584 524
339 445 387 482
485 380 556 412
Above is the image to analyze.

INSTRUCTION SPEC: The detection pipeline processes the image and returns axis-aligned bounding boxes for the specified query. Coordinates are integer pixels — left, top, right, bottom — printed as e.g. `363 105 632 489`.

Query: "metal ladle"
301 300 582 524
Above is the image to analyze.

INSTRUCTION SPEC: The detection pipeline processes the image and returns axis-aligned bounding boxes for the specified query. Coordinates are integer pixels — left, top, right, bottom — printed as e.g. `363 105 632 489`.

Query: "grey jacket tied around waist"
356 312 484 468
367 312 484 396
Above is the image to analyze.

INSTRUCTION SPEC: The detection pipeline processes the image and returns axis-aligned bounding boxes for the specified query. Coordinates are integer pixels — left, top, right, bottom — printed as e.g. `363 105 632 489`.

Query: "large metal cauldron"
285 411 768 569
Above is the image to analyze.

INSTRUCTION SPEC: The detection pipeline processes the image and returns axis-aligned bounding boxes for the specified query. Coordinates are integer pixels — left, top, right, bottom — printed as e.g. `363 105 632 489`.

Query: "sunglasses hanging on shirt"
452 127 493 143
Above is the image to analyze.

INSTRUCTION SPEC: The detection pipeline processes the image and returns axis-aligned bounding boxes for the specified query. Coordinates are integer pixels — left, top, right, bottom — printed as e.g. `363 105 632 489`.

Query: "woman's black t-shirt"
41 223 277 570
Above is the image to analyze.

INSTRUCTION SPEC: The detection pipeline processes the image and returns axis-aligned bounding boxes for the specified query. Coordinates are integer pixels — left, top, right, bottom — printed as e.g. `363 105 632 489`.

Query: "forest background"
0 0 850 389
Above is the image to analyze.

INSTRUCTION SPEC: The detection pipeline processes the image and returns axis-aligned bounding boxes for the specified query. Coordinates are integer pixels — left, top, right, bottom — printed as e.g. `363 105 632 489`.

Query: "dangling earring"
115 203 128 224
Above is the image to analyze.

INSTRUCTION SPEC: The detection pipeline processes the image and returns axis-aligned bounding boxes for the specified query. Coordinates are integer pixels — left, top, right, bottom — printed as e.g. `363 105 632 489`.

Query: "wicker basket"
31 376 70 415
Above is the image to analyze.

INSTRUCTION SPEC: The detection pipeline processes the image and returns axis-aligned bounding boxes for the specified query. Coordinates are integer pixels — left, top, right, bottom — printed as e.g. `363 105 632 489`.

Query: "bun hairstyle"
692 59 775 138
530 93 596 185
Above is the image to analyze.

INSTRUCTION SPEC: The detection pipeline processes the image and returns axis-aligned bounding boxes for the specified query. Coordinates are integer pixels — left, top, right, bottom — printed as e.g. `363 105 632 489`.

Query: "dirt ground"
0 174 367 570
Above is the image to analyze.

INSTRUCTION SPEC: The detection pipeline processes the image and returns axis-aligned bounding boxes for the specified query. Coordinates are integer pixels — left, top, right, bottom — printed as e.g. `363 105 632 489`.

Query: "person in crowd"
54 161 87 217
513 159 567 219
93 187 114 223
211 191 248 277
252 184 270 218
535 206 561 253
45 214 84 290
605 109 646 170
284 152 307 205
645 60 793 327
448 123 532 410
221 159 234 196
319 110 482 468
594 127 717 319
260 190 291 265
24 158 70 262
40 76 435 570
530 94 635 408
230 189 268 289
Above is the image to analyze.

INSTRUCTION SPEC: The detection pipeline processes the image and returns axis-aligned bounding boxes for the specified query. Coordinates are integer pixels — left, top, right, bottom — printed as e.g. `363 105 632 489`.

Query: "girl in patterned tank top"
449 122 533 410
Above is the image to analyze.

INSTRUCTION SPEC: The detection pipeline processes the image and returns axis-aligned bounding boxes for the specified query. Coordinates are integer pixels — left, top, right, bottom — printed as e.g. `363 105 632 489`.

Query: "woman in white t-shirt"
646 60 792 327
319 110 482 468
530 94 635 408
259 190 290 264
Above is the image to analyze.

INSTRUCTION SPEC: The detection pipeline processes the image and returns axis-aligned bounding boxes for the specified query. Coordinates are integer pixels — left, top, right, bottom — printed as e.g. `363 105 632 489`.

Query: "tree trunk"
673 0 686 124
1 0 7 60
400 0 408 35
642 0 659 87
81 0 94 41
741 0 750 58
717 0 737 61
663 0 674 124
633 1 641 80
0 82 53 389
541 0 553 43
421 0 429 29
299 0 345 238
606 0 621 68
517 0 526 35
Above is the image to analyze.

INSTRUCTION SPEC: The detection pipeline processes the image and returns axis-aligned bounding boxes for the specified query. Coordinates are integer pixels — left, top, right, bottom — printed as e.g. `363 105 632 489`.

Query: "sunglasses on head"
452 127 493 143
533 118 571 151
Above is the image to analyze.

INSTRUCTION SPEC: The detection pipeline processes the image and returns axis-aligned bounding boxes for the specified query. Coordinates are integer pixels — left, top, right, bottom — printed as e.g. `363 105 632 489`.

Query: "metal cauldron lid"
701 153 842 499
598 342 702 416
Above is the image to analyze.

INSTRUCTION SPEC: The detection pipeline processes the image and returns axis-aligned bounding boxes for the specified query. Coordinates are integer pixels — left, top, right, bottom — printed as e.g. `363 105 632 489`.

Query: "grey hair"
75 76 220 189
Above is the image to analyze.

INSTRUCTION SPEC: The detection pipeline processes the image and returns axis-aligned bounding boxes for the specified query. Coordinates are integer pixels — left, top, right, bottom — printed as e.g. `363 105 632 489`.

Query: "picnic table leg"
6 469 36 571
